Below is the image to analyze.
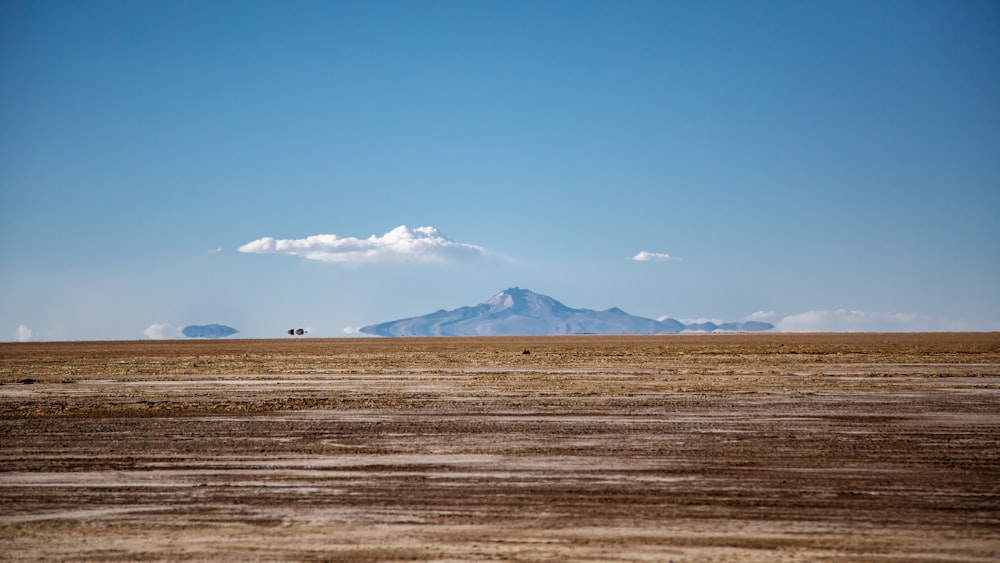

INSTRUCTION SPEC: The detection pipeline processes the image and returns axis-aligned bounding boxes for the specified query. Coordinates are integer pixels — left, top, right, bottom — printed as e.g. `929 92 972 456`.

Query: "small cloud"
775 310 972 332
143 323 179 339
342 326 357 334
632 251 679 262
238 225 490 264
748 310 776 321
15 324 32 342
209 247 223 254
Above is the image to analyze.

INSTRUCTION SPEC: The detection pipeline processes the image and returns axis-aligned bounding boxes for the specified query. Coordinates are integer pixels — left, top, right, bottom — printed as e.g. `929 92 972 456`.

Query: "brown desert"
2 333 998 561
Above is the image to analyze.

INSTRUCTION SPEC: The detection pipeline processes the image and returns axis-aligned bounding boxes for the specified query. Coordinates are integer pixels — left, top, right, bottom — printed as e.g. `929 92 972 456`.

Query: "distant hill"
684 321 719 332
182 324 239 338
360 288 772 336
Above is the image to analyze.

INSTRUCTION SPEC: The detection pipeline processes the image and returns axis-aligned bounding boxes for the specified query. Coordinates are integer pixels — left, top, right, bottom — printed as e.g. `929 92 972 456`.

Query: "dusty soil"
1 333 999 561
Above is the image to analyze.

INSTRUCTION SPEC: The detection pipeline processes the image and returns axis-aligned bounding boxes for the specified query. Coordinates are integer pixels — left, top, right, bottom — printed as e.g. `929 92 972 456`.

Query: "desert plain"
1 333 999 561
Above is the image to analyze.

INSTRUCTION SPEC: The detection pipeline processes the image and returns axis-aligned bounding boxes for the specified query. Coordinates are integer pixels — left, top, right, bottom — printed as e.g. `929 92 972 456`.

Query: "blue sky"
2 0 998 340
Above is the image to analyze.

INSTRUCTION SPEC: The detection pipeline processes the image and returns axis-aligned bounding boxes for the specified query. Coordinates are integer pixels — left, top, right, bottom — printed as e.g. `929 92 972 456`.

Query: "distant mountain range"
182 324 239 338
360 288 773 337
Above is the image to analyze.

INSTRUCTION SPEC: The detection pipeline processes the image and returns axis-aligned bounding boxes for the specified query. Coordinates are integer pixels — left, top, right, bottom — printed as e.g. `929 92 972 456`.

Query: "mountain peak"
484 287 563 315
485 287 520 311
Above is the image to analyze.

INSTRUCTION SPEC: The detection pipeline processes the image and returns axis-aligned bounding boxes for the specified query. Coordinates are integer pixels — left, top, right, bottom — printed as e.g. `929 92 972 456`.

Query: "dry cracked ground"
1 333 999 561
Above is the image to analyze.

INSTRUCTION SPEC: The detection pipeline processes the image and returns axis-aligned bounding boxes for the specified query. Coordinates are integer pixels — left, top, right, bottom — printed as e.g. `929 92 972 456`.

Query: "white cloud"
15 324 32 342
632 251 679 262
748 310 777 321
342 326 357 334
238 225 490 264
775 310 973 332
143 323 179 339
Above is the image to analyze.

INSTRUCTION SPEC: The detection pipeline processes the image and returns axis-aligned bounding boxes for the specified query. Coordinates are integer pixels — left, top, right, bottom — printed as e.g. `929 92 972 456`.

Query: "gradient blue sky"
2 0 998 340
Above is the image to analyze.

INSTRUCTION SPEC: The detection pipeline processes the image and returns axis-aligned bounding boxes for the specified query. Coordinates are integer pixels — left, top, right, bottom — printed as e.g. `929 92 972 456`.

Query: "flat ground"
1 333 999 561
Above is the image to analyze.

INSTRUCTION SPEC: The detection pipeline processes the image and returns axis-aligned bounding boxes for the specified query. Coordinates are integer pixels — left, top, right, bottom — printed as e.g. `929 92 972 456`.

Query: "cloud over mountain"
238 225 490 264
632 251 678 262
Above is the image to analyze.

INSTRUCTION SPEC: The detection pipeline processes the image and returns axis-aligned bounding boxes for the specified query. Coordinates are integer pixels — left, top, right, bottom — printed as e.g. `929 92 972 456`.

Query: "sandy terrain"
2 333 999 561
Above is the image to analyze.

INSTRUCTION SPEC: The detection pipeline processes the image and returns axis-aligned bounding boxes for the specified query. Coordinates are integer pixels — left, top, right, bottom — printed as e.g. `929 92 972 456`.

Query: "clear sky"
2 0 999 341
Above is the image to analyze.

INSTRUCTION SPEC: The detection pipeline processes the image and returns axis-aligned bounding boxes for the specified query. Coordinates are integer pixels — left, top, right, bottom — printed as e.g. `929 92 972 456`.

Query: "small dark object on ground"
522 349 531 355
18 378 37 384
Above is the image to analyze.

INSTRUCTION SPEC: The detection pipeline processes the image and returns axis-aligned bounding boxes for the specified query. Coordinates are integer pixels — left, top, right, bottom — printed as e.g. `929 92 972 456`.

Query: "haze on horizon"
2 1 998 341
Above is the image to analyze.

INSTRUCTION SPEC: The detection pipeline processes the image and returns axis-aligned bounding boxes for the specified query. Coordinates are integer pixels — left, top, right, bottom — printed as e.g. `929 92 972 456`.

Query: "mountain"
182 324 239 338
360 288 772 336
360 288 681 336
